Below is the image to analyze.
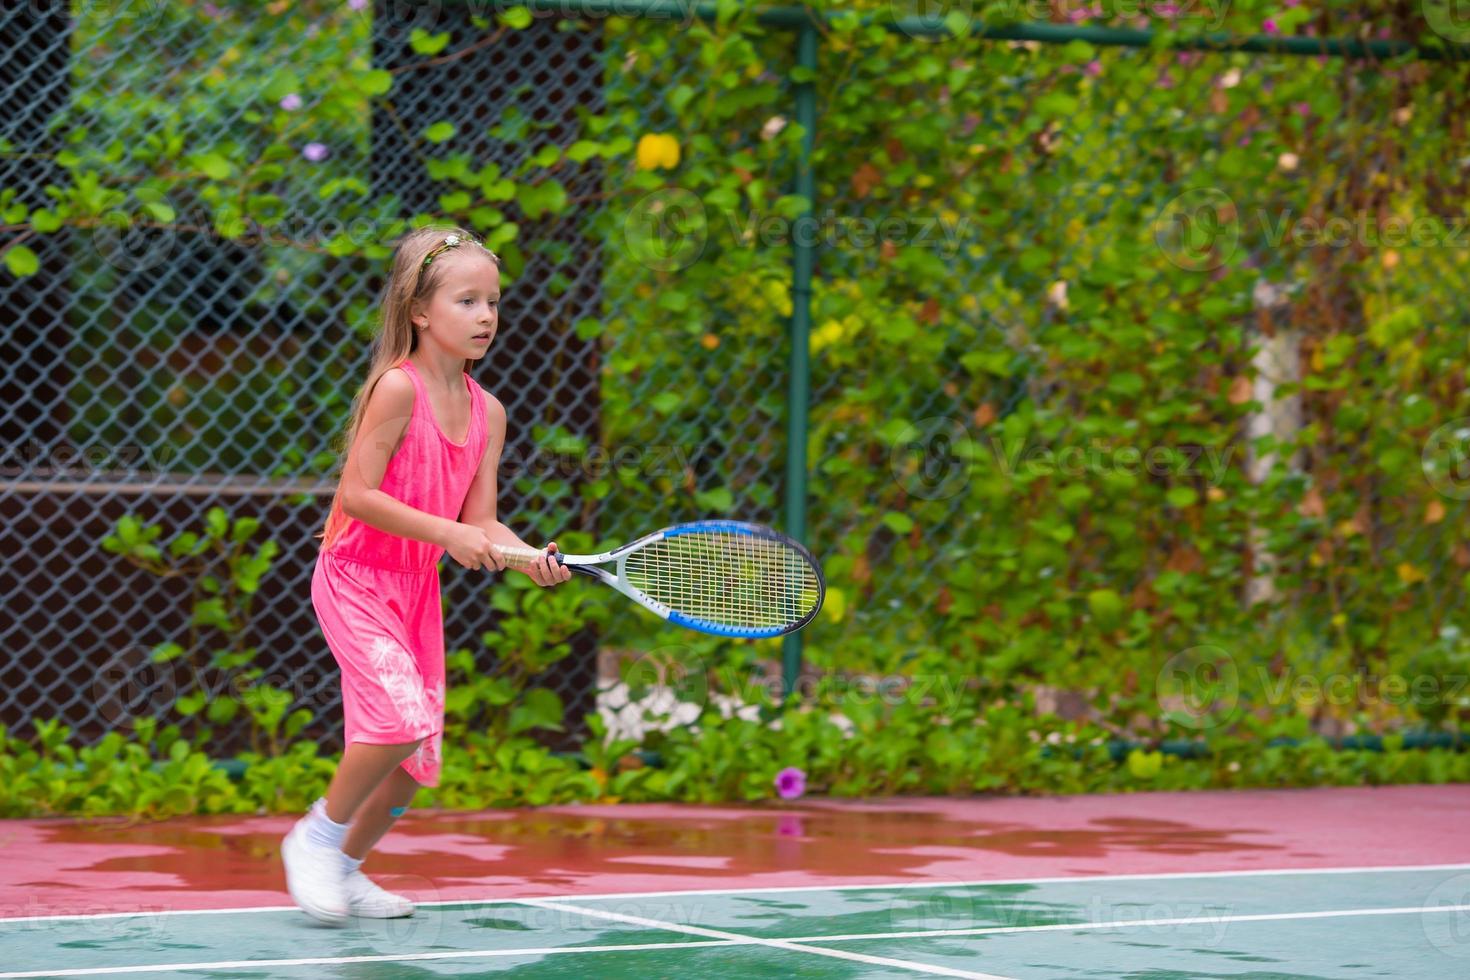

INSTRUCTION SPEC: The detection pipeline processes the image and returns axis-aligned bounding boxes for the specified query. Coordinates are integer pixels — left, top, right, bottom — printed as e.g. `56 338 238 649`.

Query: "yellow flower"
635 133 680 171
822 586 847 623
811 319 844 352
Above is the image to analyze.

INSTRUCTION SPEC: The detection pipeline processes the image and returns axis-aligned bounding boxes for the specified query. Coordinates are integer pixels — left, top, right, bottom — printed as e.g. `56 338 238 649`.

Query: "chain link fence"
4 2 1469 752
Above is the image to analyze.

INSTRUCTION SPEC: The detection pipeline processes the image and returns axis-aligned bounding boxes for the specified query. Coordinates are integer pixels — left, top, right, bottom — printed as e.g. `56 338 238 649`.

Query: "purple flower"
349 0 368 9
1294 101 1312 117
1084 60 1102 77
774 767 806 800
279 93 303 111
1263 18 1279 34
302 142 329 162
201 2 222 16
777 814 804 837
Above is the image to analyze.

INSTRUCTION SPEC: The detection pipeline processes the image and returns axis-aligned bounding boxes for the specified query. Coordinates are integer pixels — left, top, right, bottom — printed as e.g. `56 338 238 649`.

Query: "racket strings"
623 531 821 629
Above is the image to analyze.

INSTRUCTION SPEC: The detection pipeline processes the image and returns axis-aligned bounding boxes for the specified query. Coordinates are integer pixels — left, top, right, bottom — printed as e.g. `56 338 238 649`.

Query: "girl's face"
412 252 501 359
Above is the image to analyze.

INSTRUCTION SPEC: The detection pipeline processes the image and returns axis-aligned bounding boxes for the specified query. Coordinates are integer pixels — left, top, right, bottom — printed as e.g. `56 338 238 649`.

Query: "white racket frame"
491 521 824 638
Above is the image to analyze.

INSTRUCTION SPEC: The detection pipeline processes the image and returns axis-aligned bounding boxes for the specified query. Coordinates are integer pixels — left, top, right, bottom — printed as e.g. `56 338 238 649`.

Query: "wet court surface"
3 785 1468 977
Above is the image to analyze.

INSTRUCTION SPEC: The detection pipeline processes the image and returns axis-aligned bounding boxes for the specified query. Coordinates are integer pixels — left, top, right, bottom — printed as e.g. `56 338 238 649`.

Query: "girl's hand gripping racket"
493 520 825 638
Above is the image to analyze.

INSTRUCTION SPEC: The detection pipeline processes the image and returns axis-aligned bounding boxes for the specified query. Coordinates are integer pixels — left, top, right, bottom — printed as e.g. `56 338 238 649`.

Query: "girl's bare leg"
341 764 421 860
322 740 422 825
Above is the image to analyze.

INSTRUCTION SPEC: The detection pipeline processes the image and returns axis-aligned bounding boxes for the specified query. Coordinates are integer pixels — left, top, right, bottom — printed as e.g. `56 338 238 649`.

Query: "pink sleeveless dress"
310 359 489 786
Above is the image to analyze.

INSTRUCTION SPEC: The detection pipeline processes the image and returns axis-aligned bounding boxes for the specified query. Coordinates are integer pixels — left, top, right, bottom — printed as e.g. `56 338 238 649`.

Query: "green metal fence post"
782 20 818 699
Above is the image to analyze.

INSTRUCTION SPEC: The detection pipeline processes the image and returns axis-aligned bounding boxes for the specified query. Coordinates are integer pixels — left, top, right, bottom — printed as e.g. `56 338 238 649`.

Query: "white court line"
0 938 736 979
520 898 1014 980
4 898 1468 980
3 861 1468 925
785 901 1470 944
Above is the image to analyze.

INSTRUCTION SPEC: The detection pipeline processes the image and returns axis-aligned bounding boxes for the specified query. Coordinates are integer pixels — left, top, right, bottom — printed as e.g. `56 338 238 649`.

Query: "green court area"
5 866 1468 978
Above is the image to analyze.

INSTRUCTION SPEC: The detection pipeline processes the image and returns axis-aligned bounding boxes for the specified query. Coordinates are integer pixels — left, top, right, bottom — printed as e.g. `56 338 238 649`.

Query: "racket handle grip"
491 544 566 570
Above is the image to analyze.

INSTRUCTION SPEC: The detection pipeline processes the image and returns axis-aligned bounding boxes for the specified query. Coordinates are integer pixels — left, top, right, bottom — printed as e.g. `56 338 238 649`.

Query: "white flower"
1047 280 1069 310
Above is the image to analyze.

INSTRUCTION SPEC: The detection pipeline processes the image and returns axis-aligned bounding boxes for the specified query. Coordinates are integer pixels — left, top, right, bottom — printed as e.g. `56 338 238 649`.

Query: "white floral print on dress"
409 731 442 777
367 635 433 734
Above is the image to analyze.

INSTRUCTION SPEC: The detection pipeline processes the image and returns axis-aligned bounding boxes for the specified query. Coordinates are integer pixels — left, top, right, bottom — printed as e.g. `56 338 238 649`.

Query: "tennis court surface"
4 785 1469 978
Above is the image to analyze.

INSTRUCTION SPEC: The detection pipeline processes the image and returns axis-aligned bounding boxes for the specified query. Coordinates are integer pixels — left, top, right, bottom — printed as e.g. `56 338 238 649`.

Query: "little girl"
283 225 571 924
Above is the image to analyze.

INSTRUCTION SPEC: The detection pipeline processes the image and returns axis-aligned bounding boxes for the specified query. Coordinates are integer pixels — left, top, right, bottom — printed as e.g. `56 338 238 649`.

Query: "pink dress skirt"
311 359 489 786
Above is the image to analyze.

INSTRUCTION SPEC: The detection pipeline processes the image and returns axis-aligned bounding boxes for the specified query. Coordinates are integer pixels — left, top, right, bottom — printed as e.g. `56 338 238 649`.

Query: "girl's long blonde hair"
318 225 501 550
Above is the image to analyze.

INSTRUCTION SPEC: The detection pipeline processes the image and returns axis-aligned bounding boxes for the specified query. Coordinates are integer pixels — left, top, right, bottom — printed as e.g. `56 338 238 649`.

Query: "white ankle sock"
342 853 365 874
306 799 349 851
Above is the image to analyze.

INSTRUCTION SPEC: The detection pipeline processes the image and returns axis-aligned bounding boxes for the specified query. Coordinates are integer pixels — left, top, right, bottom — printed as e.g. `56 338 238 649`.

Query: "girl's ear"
409 299 428 330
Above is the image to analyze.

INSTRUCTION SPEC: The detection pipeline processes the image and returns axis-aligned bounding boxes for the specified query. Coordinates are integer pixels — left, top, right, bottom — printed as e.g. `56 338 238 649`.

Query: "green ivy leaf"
231 517 260 544
566 140 604 163
1166 486 1196 509
150 643 186 664
356 69 394 97
881 511 915 534
439 190 472 212
942 9 970 38
143 201 175 223
410 28 451 55
206 697 239 724
192 598 232 631
176 691 208 717
424 121 456 144
1127 749 1164 779
30 209 62 233
1087 589 1124 629
262 70 300 103
3 246 39 278
650 391 681 415
192 153 233 180
694 486 734 512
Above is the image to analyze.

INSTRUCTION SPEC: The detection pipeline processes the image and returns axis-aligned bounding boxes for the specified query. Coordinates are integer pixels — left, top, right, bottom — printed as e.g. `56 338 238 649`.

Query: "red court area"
3 784 1467 918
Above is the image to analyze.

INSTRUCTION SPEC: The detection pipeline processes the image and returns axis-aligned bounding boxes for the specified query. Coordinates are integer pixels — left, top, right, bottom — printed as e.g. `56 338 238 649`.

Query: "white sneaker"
345 869 415 918
281 819 348 925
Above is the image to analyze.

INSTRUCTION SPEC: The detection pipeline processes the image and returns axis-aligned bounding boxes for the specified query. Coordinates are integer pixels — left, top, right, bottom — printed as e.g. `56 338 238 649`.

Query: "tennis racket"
492 520 824 638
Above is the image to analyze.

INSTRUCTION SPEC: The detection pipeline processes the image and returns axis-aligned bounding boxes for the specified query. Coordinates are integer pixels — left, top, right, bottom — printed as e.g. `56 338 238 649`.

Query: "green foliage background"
5 0 1470 816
